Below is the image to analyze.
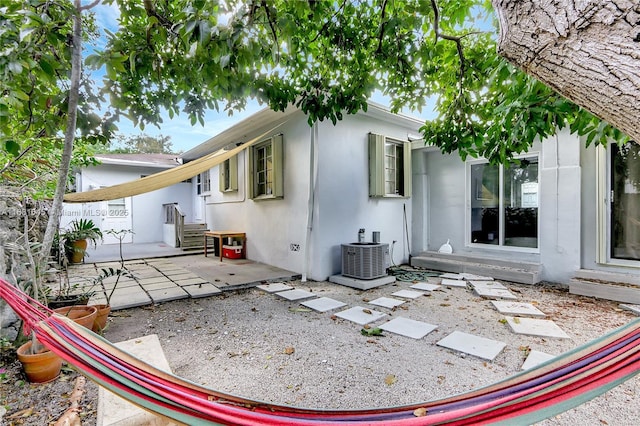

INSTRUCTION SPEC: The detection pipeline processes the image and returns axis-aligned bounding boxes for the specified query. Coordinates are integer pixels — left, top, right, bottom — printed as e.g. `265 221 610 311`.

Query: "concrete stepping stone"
470 281 507 289
504 316 570 339
461 273 494 281
441 278 468 288
437 331 506 361
257 282 293 293
335 306 387 325
521 350 556 370
369 297 406 309
275 289 316 301
471 282 517 300
410 282 441 292
440 273 465 280
97 335 171 426
620 304 640 316
182 283 222 298
379 317 437 339
391 289 425 299
491 301 546 318
301 297 346 313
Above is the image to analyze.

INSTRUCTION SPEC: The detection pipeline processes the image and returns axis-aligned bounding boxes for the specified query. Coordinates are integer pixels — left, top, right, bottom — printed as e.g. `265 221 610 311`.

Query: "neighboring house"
183 102 640 295
62 153 194 246
181 103 422 281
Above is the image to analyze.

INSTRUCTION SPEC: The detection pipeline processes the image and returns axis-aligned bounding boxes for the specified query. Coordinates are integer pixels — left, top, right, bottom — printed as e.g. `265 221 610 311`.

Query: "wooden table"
204 231 246 261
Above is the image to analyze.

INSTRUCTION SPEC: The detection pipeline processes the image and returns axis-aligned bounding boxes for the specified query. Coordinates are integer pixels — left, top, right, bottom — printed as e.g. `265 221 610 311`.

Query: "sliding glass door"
611 143 640 260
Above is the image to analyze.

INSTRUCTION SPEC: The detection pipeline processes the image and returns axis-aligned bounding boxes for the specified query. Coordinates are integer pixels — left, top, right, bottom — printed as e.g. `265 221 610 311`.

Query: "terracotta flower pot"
53 305 98 329
69 239 88 263
91 304 111 332
17 341 63 384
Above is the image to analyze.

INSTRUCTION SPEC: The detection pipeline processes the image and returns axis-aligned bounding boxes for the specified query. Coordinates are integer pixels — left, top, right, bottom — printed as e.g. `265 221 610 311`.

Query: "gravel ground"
2 277 639 425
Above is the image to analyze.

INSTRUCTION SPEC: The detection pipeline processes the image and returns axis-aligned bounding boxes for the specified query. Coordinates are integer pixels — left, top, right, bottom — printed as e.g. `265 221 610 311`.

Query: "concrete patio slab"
165 273 201 281
440 273 465 280
148 286 190 303
329 274 395 290
335 306 387 325
472 283 517 300
173 278 209 287
521 350 556 370
620 304 640 316
301 297 347 312
490 301 546 317
391 289 425 299
441 278 468 288
504 316 570 339
143 281 178 291
182 283 222 298
108 291 152 310
97 334 177 426
138 277 174 286
437 331 506 361
369 297 406 309
275 289 316 301
410 282 441 292
379 317 438 339
469 281 507 290
257 282 294 293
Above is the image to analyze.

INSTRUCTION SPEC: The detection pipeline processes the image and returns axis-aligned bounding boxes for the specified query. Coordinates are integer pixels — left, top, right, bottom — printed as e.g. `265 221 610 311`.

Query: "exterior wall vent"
341 243 389 280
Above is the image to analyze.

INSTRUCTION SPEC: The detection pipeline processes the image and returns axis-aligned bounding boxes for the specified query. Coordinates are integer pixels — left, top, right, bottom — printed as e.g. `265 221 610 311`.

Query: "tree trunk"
492 0 640 142
40 0 83 263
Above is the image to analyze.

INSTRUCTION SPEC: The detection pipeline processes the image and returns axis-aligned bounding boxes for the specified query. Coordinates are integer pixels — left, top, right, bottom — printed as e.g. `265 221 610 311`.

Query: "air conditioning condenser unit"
341 243 389 280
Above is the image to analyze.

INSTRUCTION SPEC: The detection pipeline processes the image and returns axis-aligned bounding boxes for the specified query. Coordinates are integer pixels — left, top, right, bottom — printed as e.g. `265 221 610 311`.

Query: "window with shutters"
249 135 283 200
368 133 411 197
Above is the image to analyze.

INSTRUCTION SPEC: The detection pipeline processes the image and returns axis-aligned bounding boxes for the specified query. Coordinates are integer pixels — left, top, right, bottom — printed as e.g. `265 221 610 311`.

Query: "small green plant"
62 219 103 246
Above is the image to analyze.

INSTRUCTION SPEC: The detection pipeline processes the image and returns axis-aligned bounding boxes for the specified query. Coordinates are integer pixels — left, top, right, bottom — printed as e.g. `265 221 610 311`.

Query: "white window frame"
197 169 211 195
466 153 540 252
248 135 283 200
368 133 412 198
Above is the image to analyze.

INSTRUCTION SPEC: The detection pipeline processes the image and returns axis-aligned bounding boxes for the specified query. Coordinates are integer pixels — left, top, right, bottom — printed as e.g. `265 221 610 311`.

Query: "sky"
90 2 435 153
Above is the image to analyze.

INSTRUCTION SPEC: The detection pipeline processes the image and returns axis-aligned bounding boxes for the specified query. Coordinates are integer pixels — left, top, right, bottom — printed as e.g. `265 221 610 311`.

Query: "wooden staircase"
180 223 209 251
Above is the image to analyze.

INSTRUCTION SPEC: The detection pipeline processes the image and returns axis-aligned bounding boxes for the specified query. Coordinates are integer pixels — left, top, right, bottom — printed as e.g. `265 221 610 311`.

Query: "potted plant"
61 219 102 264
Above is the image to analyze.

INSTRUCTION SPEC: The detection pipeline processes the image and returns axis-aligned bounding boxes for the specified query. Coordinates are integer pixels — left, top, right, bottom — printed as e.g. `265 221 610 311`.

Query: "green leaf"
4 140 20 157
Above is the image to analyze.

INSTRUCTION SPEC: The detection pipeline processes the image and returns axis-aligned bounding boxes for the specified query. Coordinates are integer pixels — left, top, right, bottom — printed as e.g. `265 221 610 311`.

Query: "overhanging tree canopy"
97 0 631 166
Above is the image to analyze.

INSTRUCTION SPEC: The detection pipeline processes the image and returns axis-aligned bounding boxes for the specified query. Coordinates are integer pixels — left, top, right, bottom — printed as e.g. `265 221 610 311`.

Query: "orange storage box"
222 245 244 259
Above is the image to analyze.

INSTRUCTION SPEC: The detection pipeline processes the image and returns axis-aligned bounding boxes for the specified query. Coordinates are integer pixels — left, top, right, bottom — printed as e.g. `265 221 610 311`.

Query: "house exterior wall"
63 164 192 244
414 128 583 283
204 112 310 274
311 113 421 280
203 109 422 281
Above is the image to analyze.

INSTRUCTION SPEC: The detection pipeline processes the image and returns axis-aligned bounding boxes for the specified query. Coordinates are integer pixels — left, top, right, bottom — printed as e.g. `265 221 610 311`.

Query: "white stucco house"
181 102 640 300
62 153 194 245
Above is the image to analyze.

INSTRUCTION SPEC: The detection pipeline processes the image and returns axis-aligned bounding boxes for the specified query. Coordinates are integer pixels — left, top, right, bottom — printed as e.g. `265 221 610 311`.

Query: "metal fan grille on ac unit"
341 243 389 280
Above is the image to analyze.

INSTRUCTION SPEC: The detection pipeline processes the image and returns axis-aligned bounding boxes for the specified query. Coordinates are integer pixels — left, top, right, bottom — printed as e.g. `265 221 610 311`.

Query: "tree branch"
376 0 389 54
431 0 466 92
79 0 100 12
